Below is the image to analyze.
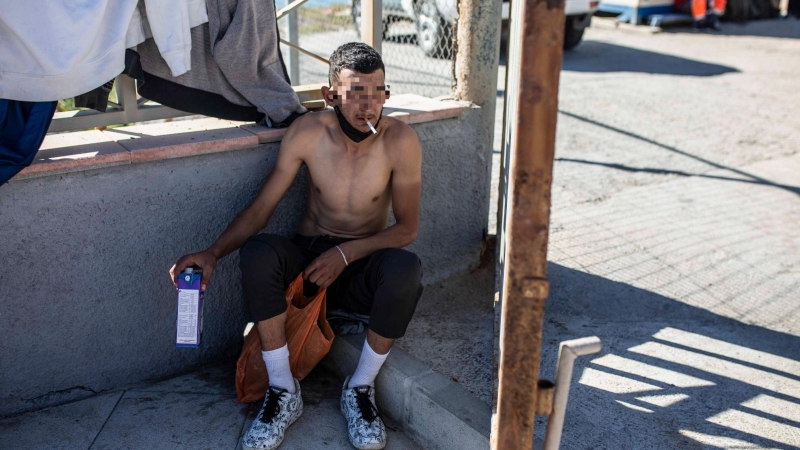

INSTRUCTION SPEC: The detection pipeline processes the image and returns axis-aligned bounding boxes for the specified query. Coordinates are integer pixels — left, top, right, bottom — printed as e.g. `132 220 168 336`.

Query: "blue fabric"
0 100 58 186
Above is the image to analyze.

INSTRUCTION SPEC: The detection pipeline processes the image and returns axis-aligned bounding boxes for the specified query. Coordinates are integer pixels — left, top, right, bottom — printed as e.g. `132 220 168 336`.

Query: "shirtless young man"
170 43 423 450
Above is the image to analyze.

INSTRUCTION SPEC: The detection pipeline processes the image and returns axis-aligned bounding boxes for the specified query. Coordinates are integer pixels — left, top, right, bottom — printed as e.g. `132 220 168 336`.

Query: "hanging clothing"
0 0 207 102
125 0 209 77
0 100 58 186
74 80 116 113
0 1 138 102
131 0 306 127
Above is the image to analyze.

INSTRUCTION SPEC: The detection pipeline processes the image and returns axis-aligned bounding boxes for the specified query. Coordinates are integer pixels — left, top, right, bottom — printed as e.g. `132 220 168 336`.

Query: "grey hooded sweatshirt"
133 0 307 125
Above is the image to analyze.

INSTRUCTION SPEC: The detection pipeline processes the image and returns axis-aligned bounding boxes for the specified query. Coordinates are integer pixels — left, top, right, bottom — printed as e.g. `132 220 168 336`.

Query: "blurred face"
324 68 389 134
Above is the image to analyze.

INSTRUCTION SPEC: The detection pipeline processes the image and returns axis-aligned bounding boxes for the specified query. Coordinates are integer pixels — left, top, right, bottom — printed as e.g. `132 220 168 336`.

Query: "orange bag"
235 274 335 403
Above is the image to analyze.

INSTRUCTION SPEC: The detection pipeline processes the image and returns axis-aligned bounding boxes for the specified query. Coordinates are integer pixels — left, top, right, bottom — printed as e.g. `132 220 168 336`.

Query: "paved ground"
500 20 800 450
0 363 422 450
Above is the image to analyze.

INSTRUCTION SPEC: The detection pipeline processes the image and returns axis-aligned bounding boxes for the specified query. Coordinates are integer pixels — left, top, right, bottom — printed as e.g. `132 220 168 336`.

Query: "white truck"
352 0 599 57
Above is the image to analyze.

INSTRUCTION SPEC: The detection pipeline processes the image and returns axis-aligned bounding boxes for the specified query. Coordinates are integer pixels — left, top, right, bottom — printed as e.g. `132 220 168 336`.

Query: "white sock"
349 339 389 388
262 344 296 394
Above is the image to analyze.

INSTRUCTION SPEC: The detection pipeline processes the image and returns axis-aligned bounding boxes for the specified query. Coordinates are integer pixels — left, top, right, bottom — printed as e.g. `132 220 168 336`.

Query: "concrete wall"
0 107 490 417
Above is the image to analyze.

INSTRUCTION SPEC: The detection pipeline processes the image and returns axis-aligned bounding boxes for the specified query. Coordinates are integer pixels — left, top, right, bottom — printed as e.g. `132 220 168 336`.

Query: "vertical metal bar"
495 16 512 253
493 0 565 446
285 0 300 84
116 74 139 123
361 0 382 54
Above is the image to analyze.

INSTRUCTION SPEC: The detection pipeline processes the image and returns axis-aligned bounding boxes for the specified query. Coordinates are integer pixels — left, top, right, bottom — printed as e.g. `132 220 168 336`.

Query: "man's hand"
303 246 348 288
169 250 218 292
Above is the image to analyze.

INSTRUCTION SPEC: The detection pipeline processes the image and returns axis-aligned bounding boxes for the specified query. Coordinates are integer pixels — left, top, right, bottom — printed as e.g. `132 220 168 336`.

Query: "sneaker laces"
355 387 379 424
259 387 284 424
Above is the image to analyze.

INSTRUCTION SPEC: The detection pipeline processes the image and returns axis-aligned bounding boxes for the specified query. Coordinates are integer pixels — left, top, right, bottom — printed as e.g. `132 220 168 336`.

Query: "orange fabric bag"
235 274 335 403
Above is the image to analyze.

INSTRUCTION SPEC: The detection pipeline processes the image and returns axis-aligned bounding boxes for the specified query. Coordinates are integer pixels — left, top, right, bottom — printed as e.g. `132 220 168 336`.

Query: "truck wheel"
563 16 586 50
416 0 452 58
352 0 390 40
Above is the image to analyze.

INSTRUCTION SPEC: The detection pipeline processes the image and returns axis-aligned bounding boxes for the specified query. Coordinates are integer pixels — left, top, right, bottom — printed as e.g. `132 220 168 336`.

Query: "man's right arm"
169 119 311 290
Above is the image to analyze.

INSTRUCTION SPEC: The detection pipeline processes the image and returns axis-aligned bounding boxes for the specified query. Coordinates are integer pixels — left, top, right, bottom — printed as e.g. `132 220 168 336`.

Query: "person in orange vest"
676 0 726 29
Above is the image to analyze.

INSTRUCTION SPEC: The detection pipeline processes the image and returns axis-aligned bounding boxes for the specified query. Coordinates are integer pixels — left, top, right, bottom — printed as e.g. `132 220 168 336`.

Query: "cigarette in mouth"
367 121 377 135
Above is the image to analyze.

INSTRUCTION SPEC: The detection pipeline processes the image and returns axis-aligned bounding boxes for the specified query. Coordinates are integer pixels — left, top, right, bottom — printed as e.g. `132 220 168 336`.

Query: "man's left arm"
304 127 422 287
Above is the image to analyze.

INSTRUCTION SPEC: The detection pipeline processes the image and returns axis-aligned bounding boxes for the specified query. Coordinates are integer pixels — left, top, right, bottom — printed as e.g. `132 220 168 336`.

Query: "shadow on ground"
555 110 800 197
562 41 739 76
397 261 495 405
663 18 800 39
535 263 800 449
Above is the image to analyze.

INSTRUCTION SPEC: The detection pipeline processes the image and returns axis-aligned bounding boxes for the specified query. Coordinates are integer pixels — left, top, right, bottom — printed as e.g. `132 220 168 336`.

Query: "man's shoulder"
286 109 336 134
381 116 418 145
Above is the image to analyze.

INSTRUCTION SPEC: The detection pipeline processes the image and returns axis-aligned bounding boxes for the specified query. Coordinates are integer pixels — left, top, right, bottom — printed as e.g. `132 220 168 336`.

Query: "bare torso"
294 110 406 238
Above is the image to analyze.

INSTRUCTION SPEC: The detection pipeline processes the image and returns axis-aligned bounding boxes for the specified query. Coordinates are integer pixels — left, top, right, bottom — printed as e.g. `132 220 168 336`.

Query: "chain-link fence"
279 0 458 98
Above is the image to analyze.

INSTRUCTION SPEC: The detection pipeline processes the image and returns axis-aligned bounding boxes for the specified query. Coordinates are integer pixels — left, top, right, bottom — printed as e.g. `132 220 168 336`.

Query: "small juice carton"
176 268 204 348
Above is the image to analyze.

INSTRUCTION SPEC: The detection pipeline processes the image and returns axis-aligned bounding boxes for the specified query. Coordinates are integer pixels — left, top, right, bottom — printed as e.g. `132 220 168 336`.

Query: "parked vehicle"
563 0 600 49
351 0 599 57
351 0 457 57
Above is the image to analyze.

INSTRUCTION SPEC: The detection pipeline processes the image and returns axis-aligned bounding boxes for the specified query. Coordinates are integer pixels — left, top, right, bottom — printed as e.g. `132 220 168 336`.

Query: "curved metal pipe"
543 336 602 450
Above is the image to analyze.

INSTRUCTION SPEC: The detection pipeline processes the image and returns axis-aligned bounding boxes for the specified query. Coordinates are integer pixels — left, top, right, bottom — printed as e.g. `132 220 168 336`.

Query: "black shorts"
239 234 423 339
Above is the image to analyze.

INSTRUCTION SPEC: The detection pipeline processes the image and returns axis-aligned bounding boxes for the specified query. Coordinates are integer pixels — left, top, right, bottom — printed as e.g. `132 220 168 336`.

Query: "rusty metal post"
493 0 565 446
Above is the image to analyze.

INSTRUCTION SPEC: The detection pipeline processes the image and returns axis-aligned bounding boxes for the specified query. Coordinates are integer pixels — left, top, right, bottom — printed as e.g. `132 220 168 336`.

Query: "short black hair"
328 42 385 85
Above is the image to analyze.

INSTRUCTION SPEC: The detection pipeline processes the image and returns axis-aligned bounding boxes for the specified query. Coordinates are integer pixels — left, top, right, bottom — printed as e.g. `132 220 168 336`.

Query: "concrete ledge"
128 129 256 163
17 94 469 180
238 124 287 144
15 130 132 181
321 333 491 450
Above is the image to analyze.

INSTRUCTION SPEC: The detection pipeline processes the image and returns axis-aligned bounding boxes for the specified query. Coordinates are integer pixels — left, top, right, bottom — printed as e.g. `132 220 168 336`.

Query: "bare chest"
305 141 393 212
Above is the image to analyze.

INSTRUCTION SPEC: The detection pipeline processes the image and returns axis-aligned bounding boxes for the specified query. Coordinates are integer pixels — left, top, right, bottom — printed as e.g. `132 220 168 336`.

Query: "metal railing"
49 0 383 134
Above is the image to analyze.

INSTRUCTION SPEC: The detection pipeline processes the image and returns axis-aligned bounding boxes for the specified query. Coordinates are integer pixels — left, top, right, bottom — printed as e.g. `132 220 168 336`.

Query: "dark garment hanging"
0 100 58 186
130 0 307 128
136 65 265 122
74 80 115 113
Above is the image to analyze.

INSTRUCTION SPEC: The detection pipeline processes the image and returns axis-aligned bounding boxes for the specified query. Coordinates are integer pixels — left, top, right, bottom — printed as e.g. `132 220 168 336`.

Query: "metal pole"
543 337 602 450
285 0 300 85
493 0 565 446
116 74 139 123
279 40 330 65
361 0 382 54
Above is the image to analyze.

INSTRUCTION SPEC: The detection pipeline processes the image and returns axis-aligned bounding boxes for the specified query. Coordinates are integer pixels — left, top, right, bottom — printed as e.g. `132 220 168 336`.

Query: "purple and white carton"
176 268 204 348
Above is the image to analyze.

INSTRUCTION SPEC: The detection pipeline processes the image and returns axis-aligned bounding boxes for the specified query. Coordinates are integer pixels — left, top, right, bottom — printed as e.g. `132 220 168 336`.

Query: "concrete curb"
321 333 491 450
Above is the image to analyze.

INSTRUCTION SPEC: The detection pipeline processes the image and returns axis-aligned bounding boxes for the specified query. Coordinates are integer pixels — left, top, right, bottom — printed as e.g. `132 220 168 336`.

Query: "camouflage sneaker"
242 379 303 450
340 376 387 450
